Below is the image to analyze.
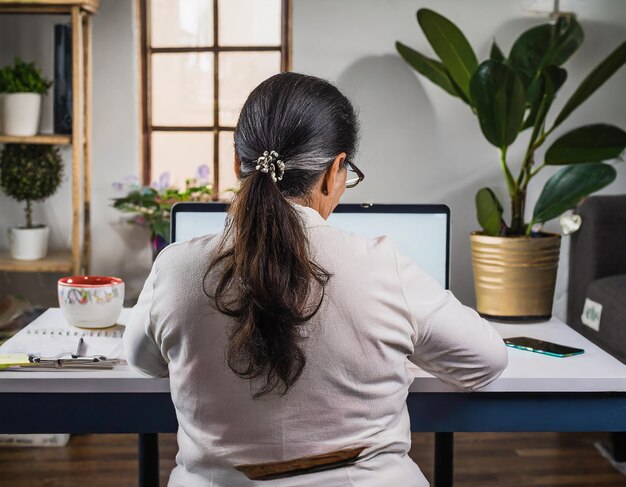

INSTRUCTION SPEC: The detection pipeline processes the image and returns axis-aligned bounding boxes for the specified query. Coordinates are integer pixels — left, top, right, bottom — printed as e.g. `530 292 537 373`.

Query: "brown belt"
234 446 368 481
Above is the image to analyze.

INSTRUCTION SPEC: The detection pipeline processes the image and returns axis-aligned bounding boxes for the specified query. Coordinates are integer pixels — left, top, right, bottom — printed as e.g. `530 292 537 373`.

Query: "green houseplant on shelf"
0 144 63 261
397 9 626 321
0 57 52 137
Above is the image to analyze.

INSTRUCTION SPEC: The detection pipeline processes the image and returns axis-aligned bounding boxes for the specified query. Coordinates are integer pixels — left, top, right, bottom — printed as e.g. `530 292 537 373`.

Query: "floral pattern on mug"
59 286 120 305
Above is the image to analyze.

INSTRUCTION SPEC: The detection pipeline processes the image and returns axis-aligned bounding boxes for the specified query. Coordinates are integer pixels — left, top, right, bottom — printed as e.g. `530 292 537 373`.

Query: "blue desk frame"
3 391 626 487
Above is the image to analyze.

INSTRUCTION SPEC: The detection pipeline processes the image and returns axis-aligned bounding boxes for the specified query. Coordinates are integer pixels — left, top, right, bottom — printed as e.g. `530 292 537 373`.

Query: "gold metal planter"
470 232 561 322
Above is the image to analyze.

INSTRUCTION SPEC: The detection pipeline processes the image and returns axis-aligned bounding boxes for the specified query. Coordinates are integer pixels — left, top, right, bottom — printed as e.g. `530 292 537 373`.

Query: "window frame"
138 0 292 193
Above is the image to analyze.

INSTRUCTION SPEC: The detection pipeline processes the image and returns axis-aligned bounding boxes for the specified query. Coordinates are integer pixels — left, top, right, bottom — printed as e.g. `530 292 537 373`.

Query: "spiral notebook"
0 308 131 367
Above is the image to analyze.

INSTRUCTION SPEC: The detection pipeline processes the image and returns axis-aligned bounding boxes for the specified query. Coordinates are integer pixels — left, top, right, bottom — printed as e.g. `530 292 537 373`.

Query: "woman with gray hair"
125 72 508 486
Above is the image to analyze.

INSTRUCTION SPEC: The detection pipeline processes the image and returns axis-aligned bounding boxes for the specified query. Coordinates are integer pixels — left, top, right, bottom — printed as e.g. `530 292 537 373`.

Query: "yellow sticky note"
0 353 32 369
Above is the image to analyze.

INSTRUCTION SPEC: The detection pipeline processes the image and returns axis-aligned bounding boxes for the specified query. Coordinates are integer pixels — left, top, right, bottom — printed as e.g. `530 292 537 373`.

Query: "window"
140 0 291 194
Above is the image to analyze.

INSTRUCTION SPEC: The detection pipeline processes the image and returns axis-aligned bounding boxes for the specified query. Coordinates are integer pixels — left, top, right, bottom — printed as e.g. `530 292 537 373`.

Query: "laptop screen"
172 203 450 289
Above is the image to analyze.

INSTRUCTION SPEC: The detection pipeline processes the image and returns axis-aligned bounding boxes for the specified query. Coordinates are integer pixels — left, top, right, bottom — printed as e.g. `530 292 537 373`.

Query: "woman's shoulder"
312 224 399 261
154 233 223 269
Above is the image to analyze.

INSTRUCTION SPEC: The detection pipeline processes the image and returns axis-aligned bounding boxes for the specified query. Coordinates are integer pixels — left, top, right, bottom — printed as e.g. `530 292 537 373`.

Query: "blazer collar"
290 202 329 228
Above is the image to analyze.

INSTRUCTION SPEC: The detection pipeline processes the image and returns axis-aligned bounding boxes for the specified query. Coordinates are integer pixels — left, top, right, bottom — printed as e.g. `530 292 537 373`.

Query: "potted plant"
112 165 215 260
0 57 53 136
0 144 63 260
397 10 626 321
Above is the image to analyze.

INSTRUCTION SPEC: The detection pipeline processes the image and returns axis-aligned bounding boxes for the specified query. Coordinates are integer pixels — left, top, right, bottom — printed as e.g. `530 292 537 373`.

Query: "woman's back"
126 203 507 486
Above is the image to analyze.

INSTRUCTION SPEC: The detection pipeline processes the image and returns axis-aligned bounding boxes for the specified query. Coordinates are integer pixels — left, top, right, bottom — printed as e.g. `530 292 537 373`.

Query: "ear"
322 152 347 195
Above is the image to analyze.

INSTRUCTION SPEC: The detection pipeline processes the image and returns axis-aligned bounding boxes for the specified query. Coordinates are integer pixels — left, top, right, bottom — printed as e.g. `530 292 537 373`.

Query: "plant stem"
525 221 533 236
25 200 32 228
529 162 546 180
510 189 527 235
499 148 517 197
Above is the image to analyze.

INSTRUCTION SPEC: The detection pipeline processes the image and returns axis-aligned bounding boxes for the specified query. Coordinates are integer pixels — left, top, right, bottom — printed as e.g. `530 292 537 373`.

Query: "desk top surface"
2 309 626 394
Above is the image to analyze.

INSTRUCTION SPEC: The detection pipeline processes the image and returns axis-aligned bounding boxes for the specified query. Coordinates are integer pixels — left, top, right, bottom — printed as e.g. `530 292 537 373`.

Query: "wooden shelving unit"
0 134 72 145
0 0 98 275
0 249 73 273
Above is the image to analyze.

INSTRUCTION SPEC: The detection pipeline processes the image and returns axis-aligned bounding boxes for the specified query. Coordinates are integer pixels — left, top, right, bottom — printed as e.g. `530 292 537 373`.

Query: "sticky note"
0 353 32 369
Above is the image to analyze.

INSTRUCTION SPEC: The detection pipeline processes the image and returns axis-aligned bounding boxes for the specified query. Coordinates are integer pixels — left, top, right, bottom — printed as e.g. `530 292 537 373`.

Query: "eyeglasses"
345 161 364 189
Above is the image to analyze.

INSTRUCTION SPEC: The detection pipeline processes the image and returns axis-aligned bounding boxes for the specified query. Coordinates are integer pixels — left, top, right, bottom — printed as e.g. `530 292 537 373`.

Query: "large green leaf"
476 187 503 236
509 16 583 99
417 8 478 100
395 41 458 97
470 60 526 148
522 65 566 130
531 162 617 225
545 124 626 165
490 40 505 62
553 41 626 128
447 73 472 106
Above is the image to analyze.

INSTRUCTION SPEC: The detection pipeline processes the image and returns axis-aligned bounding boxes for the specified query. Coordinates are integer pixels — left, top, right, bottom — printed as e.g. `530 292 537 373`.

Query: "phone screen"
504 337 585 357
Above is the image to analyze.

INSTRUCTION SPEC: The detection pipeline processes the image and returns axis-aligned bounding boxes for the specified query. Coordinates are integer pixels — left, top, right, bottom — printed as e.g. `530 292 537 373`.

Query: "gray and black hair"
205 72 359 398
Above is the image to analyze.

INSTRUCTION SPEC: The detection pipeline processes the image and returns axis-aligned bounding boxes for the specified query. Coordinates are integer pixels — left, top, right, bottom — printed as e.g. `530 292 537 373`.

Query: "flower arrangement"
112 165 214 244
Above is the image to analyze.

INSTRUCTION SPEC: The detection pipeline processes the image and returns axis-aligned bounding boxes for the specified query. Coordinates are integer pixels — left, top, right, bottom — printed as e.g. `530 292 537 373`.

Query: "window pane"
151 132 213 189
218 0 281 46
218 52 281 126
152 53 214 126
218 131 239 194
151 0 213 47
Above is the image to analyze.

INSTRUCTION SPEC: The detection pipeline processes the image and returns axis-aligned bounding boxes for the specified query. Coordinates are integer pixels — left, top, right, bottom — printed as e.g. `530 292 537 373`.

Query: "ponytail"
205 72 358 398
206 171 330 398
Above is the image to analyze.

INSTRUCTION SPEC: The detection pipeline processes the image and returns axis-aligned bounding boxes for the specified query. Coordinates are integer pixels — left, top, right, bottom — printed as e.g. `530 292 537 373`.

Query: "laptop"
171 203 450 289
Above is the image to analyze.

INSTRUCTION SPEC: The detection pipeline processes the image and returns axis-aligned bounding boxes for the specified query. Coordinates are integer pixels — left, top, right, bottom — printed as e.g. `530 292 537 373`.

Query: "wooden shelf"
0 0 99 14
0 134 72 145
0 249 73 273
0 0 95 276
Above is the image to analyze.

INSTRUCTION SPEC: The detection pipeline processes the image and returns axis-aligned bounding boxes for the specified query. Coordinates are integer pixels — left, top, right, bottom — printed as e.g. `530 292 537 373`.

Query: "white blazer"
125 203 508 487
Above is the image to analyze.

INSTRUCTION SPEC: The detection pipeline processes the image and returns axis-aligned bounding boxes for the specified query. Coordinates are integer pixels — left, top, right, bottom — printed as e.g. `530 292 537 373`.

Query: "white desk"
3 310 626 487
3 309 626 394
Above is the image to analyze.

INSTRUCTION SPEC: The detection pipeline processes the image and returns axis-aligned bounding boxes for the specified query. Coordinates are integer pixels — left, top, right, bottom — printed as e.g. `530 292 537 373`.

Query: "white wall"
0 0 151 306
0 0 624 318
292 0 626 319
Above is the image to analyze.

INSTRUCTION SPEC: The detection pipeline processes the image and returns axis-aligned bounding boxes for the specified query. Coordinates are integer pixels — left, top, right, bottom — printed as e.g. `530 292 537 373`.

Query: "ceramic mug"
58 276 124 328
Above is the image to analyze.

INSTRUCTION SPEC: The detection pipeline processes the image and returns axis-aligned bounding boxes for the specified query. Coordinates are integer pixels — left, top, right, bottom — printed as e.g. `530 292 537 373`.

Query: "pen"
71 337 84 358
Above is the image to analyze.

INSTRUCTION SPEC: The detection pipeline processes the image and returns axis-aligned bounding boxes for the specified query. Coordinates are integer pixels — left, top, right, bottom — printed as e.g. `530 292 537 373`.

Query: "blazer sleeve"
123 261 169 378
395 249 508 391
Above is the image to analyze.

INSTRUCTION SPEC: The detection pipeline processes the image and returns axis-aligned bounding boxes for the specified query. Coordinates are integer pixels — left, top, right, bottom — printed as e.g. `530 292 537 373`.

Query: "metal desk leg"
434 432 454 487
139 433 160 487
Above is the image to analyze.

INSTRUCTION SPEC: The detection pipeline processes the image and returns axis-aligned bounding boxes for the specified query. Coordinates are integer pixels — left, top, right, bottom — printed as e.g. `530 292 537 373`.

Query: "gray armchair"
567 194 626 465
567 194 626 363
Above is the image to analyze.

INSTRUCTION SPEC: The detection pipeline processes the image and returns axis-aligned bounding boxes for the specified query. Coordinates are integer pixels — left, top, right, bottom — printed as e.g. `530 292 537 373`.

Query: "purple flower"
158 172 171 190
196 164 210 184
123 175 140 188
112 181 123 192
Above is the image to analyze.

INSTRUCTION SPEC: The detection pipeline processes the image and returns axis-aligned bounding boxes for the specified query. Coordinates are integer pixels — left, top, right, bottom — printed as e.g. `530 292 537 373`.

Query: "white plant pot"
8 226 50 261
2 93 42 136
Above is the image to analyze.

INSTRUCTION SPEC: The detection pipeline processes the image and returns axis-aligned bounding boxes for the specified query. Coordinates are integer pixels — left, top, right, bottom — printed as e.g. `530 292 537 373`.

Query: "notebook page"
0 308 131 360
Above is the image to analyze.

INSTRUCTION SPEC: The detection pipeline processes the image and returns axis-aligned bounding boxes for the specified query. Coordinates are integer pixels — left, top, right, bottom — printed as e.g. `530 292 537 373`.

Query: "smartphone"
504 337 585 358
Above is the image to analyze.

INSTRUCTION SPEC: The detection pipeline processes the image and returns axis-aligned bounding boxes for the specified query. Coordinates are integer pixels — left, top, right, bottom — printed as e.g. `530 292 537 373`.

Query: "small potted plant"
112 165 215 260
0 144 63 260
0 57 53 136
397 10 626 321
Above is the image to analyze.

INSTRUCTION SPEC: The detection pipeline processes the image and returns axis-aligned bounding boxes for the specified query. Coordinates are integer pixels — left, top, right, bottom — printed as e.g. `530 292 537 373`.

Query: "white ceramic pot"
8 226 49 261
2 93 42 136
58 276 125 329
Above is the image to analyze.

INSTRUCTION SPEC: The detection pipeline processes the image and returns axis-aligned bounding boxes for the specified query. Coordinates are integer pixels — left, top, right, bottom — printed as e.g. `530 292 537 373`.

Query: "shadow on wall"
335 54 437 205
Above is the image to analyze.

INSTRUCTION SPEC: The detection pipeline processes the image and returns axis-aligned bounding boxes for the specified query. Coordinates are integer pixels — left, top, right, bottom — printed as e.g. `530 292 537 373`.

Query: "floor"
0 432 625 486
